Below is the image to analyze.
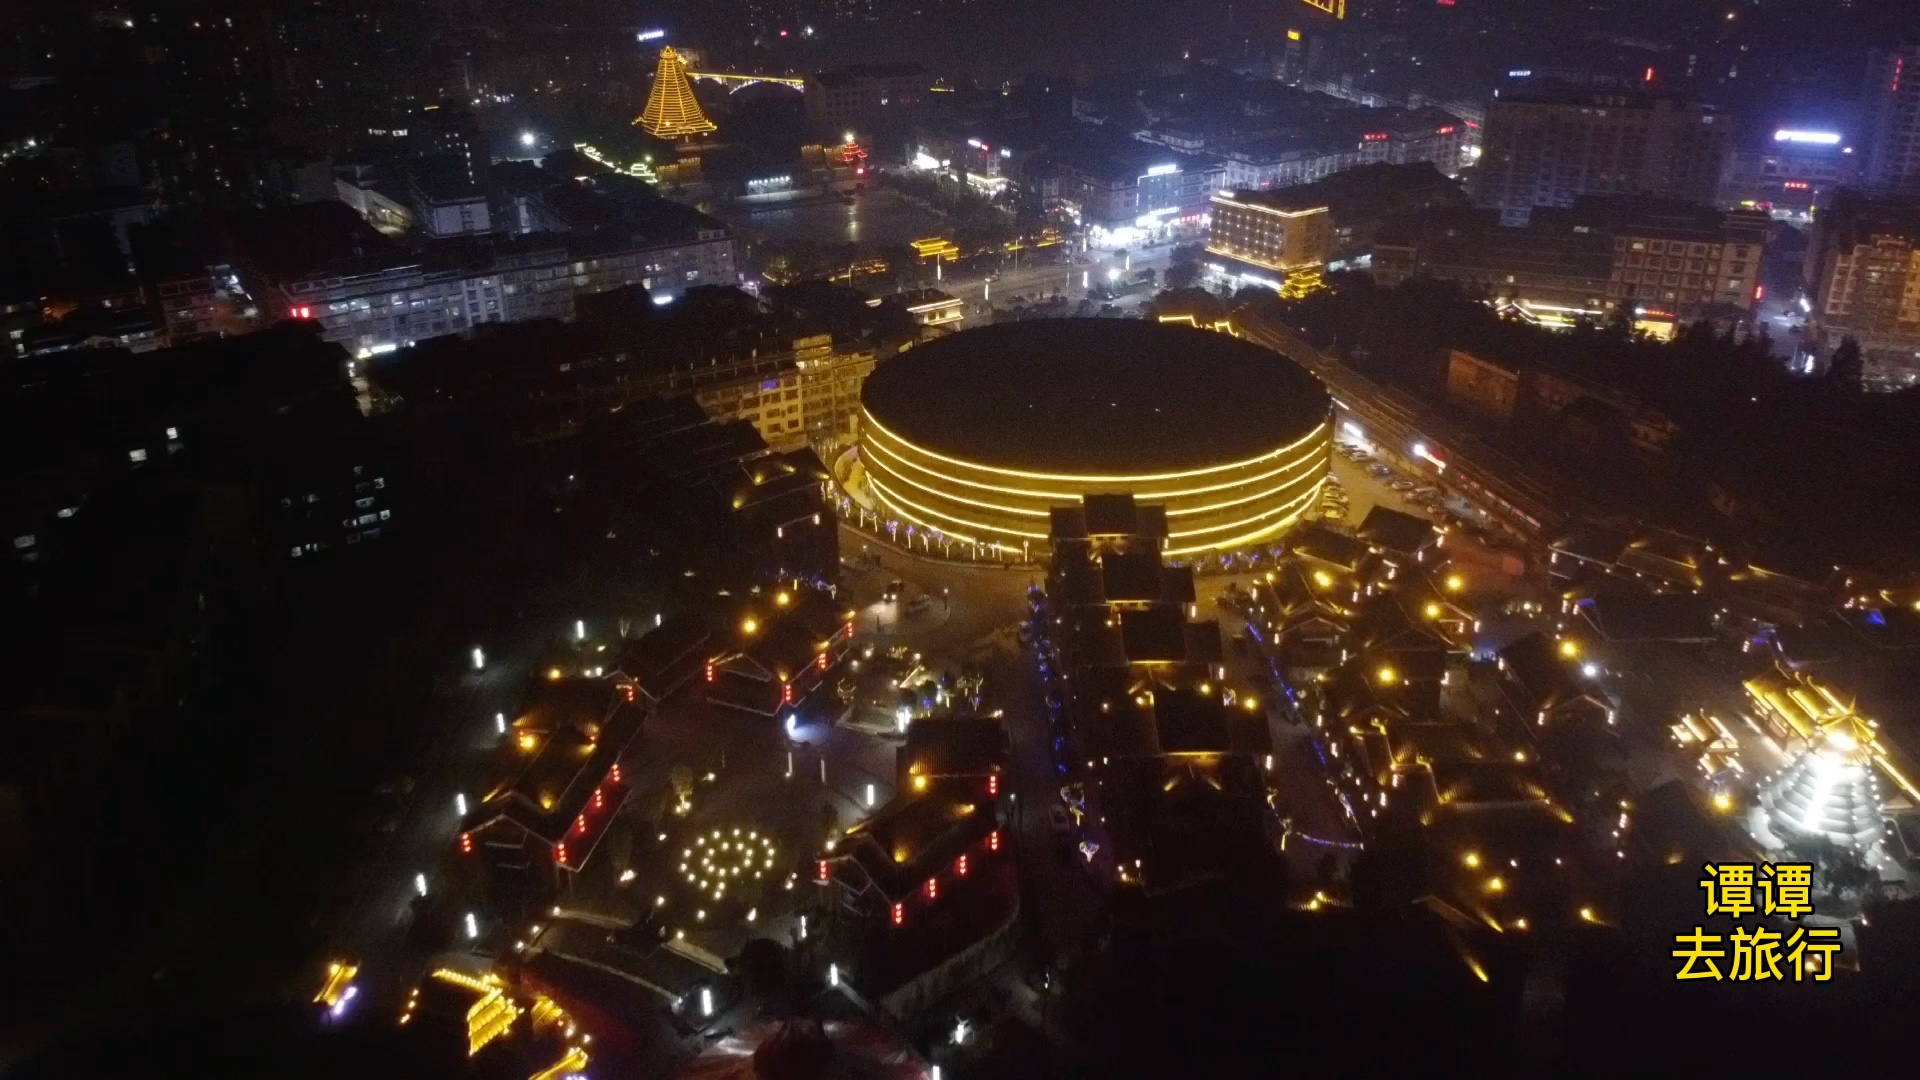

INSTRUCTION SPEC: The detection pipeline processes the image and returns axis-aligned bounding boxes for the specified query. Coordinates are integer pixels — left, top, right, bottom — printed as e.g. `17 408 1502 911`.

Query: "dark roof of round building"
861 319 1329 474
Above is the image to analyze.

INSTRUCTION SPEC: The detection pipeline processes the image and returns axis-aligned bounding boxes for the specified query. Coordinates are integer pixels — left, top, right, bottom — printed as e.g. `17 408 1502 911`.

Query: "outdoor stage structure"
856 319 1332 559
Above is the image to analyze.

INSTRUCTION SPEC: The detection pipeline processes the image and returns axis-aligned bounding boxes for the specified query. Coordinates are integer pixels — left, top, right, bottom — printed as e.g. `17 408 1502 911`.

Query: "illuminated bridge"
688 71 806 91
858 320 1332 557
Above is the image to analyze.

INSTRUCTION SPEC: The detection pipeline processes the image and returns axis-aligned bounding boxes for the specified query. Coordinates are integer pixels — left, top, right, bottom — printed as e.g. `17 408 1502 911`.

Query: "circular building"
858 319 1330 556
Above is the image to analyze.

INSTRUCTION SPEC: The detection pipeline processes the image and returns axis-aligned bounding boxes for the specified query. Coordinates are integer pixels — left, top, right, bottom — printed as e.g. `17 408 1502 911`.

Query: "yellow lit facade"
429 968 524 1057
860 409 1330 556
1206 194 1334 279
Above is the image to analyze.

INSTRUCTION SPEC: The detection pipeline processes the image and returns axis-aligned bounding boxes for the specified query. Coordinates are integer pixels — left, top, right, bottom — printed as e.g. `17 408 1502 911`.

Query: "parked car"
906 594 932 614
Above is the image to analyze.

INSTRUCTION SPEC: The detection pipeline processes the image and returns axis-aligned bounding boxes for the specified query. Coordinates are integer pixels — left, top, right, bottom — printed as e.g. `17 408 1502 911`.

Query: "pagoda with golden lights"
636 46 717 139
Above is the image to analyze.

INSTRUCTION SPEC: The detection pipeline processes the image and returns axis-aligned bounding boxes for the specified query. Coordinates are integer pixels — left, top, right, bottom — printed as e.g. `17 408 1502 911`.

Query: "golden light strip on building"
859 365 1331 553
1157 314 1238 336
863 424 1328 506
866 429 1324 508
1211 195 1331 219
1295 0 1345 17
862 409 1329 490
1165 478 1324 546
864 429 1324 520
867 472 1044 542
869 459 1324 553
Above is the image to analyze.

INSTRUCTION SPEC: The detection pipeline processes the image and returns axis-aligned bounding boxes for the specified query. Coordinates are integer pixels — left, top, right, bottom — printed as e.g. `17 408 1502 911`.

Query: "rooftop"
1357 506 1439 557
840 790 994 901
860 320 1329 475
471 678 637 846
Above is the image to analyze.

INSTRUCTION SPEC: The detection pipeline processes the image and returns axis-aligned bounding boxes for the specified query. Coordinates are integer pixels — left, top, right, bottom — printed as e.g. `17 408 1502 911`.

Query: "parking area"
1324 439 1494 539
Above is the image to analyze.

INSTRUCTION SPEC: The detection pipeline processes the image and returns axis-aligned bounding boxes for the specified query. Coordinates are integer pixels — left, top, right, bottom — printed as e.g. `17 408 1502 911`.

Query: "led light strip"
867 473 1048 541
1164 477 1324 545
864 420 1328 503
869 470 1323 555
861 409 1330 484
865 433 1325 520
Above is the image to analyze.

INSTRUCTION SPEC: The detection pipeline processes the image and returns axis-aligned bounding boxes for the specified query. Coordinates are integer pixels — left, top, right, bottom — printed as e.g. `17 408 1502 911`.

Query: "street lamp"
415 872 429 897
520 131 536 148
465 912 479 939
470 646 486 671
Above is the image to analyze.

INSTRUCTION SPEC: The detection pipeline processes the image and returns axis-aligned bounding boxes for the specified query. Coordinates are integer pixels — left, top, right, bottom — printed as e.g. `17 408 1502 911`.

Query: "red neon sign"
956 854 969 877
460 832 473 854
988 830 1001 852
555 841 569 865
817 859 831 883
925 878 938 900
891 902 905 926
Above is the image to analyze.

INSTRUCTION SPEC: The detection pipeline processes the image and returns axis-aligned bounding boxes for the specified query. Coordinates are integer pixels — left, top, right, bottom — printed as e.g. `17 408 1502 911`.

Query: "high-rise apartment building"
1861 44 1920 195
1805 190 1920 389
1475 88 1730 223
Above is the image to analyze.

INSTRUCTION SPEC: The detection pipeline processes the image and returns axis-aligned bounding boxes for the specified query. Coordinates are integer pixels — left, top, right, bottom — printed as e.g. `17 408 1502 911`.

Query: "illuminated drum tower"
636 46 717 139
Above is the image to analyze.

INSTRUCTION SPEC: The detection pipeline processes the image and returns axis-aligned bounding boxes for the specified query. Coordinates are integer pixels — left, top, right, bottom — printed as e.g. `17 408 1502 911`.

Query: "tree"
1164 261 1201 289
1827 336 1863 391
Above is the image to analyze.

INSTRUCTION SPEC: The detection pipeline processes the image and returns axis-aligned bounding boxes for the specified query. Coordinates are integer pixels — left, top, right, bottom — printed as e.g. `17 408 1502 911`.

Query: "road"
1238 311 1566 541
